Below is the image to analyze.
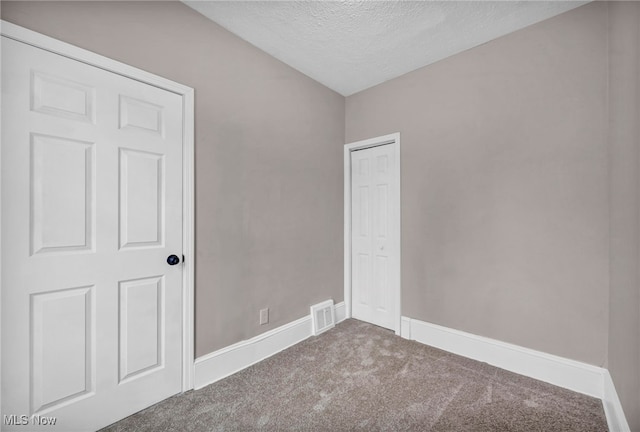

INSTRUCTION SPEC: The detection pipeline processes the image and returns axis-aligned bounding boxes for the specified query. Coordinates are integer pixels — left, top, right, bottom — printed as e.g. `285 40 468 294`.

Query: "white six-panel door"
1 37 184 431
351 144 397 330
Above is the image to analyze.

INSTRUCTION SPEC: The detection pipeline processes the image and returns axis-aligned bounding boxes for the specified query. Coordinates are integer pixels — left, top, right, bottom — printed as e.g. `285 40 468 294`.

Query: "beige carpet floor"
102 319 608 431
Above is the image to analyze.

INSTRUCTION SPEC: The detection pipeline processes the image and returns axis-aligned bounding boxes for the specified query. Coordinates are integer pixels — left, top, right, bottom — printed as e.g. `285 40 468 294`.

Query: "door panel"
119 148 165 249
356 253 370 306
119 95 164 135
30 134 95 255
2 36 184 431
351 144 397 330
31 286 95 414
375 256 389 312
31 71 96 123
118 276 164 383
375 184 388 239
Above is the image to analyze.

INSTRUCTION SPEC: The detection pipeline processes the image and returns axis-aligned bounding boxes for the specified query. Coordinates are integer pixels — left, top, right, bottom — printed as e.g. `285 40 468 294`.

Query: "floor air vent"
311 300 335 336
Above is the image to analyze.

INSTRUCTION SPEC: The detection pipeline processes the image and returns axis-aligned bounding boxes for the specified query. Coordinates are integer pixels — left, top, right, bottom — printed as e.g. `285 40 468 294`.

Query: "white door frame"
344 133 401 335
0 21 196 395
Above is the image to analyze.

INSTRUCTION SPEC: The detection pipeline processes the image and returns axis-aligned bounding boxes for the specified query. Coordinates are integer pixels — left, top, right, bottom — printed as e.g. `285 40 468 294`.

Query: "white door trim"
0 20 196 393
344 133 401 335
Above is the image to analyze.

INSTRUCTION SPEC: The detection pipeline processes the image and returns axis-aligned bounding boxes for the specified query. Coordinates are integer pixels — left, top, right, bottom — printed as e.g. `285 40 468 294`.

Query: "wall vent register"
311 300 336 336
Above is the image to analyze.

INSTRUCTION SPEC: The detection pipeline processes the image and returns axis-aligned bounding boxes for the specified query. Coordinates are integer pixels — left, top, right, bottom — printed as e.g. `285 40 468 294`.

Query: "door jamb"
344 133 401 335
0 21 196 393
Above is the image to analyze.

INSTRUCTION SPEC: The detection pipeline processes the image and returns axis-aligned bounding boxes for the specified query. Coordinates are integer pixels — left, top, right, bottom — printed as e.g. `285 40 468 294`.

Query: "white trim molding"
195 302 346 390
0 20 196 392
181 89 196 392
603 370 631 432
334 301 347 324
402 317 630 430
403 317 604 397
0 21 193 95
400 316 412 339
344 133 402 335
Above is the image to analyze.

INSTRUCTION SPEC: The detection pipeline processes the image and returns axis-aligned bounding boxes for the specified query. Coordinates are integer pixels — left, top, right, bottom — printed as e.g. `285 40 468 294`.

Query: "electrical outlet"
260 308 269 325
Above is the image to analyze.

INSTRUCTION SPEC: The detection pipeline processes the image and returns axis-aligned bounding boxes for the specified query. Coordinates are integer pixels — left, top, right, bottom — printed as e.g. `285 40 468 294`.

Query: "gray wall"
608 2 640 430
347 2 640 427
1 1 345 357
347 2 609 366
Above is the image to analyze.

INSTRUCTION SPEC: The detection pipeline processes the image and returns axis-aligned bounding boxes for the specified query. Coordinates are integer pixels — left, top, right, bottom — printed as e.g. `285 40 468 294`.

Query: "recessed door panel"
376 154 388 173
375 184 388 239
30 133 94 255
375 255 389 312
31 71 95 123
119 148 164 249
359 158 369 176
119 95 164 136
31 286 95 413
357 253 370 306
359 185 369 237
119 277 164 383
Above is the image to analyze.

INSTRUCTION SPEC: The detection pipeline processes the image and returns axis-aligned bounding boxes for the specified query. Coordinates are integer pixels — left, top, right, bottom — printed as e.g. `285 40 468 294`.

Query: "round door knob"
167 254 180 266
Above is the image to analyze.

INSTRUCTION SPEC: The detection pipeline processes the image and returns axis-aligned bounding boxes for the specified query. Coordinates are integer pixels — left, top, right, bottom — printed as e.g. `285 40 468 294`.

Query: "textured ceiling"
184 1 588 96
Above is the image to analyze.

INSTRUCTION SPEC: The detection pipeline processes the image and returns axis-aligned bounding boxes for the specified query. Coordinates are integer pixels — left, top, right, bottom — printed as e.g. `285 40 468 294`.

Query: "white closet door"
2 37 184 431
351 144 397 330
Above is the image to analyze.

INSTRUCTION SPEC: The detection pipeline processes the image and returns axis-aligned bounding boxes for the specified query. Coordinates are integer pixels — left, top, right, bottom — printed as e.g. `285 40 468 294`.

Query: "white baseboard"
400 316 411 339
403 317 634 429
335 301 347 323
194 301 346 390
403 317 605 399
603 370 631 432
